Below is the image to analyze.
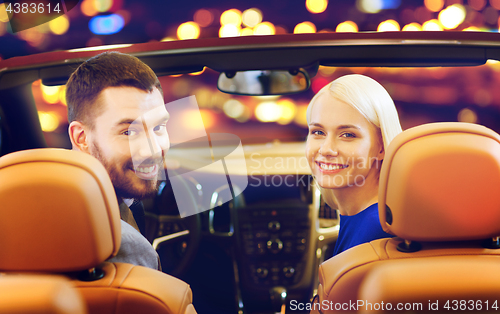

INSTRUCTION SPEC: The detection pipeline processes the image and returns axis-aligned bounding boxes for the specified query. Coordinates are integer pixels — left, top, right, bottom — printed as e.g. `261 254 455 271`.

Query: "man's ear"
68 121 90 153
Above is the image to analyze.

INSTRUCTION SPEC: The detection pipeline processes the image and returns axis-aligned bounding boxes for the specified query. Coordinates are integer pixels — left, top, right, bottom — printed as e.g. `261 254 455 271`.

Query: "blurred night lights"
336 21 358 32
89 14 124 35
219 24 240 37
402 23 422 31
294 21 316 34
0 3 9 22
306 0 328 14
194 9 214 27
424 0 444 12
254 22 275 35
49 16 70 35
38 112 60 132
220 9 242 26
377 19 400 31
422 19 443 31
357 0 383 13
255 101 282 122
438 4 466 30
177 21 200 40
242 8 263 27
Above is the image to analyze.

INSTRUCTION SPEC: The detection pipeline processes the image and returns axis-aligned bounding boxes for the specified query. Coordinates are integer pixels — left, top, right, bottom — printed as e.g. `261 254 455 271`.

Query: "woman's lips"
316 161 348 173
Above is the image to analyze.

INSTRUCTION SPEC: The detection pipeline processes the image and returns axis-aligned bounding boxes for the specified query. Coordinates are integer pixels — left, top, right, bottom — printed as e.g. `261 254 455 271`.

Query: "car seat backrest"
0 148 197 314
0 148 121 272
379 122 500 242
0 275 87 314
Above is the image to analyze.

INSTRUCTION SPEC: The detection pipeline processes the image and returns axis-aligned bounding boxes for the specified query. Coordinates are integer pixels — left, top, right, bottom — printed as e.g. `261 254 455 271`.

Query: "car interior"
1 32 500 314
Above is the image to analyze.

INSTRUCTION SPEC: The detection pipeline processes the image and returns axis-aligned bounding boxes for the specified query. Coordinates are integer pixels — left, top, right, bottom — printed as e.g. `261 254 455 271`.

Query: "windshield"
33 62 500 148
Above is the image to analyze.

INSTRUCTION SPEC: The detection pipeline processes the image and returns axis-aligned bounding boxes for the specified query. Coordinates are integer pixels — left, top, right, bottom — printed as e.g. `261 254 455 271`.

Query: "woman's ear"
68 121 90 153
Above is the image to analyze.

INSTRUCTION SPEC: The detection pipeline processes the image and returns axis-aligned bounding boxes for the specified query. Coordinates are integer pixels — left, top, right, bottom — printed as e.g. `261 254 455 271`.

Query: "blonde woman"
306 74 402 256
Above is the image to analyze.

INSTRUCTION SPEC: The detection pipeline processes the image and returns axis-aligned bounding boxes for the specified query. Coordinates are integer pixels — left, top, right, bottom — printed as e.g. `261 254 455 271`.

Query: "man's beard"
90 142 161 200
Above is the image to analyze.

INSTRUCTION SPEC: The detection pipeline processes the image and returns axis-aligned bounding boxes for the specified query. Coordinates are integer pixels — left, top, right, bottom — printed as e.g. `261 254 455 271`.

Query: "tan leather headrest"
0 275 87 314
379 122 500 242
0 149 121 272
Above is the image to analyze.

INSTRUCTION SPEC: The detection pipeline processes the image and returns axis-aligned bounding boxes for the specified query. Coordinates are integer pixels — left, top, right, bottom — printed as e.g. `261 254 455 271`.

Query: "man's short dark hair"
66 51 163 129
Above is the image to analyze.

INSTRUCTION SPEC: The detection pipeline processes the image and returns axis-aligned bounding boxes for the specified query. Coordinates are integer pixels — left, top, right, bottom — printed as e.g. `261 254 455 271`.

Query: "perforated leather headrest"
0 149 121 272
379 122 500 242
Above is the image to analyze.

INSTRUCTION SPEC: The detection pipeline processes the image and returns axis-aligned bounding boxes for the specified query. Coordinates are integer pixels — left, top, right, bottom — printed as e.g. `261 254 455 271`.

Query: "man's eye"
154 123 167 133
123 129 138 136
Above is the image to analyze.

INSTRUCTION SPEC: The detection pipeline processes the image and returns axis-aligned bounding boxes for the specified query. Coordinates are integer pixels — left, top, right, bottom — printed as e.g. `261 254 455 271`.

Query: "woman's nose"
319 139 338 156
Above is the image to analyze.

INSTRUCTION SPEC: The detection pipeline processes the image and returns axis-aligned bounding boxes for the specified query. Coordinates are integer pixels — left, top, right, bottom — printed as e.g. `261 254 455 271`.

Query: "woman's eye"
310 129 324 136
340 132 356 138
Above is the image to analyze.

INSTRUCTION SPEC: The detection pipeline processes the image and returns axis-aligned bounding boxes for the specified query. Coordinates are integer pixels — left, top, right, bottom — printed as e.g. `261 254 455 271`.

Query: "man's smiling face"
88 86 170 200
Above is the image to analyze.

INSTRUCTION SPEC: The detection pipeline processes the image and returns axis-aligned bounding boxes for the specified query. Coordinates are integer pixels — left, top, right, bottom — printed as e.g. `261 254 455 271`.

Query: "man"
66 51 170 270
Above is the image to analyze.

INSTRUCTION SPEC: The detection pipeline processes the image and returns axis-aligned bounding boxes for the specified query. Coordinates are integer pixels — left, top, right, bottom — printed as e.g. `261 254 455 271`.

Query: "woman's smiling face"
306 92 384 190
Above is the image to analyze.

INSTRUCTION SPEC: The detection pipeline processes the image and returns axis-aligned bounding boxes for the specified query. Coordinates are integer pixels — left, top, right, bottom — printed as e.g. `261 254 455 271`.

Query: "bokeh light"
220 9 242 26
81 0 98 16
255 101 282 122
41 84 61 104
424 0 444 12
469 0 486 11
0 3 9 22
377 19 400 31
438 4 466 29
38 111 60 132
491 0 500 10
254 22 275 35
49 16 70 35
242 8 262 27
294 21 316 34
240 28 254 36
223 99 245 119
306 0 328 14
336 21 358 32
356 0 383 14
402 22 422 31
457 108 478 123
422 19 443 31
89 14 124 35
177 22 200 40
219 24 241 37
95 0 113 12
194 9 214 27
294 105 308 127
276 99 297 125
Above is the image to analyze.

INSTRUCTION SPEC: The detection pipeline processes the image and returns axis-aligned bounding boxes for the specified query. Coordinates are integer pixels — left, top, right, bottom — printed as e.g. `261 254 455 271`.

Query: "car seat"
0 148 197 314
311 122 500 313
0 275 87 314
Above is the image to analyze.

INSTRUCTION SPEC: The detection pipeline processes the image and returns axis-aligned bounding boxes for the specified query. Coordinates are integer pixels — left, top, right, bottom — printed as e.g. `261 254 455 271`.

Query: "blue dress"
332 203 394 256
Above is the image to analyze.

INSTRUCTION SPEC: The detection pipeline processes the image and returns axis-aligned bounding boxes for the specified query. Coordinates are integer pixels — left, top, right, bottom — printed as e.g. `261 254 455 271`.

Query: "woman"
305 74 402 256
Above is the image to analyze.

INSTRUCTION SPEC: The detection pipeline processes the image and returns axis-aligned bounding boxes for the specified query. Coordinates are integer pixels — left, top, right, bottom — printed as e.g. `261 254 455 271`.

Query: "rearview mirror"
217 69 310 96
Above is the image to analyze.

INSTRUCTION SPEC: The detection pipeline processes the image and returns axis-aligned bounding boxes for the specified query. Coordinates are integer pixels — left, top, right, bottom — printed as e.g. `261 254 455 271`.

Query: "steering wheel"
145 177 201 278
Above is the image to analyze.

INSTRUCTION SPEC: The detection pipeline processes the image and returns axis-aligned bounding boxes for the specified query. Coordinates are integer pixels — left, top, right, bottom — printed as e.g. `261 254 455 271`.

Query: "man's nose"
138 131 166 158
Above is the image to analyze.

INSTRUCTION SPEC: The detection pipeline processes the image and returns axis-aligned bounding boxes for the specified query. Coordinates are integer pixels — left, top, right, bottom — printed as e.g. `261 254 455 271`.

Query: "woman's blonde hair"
306 74 402 207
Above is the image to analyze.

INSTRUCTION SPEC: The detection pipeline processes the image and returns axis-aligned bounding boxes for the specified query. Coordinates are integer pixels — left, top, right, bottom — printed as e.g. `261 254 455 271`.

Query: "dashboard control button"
268 221 281 231
256 267 268 278
267 239 283 253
